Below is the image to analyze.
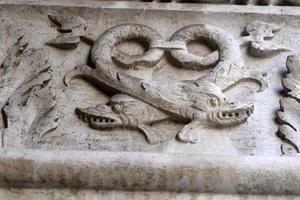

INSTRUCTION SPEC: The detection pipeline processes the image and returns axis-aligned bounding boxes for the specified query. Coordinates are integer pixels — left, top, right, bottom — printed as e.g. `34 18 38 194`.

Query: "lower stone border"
0 149 299 195
0 188 298 200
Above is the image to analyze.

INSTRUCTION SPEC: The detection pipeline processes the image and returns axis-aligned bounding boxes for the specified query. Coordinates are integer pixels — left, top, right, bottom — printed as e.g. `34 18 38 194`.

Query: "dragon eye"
209 98 218 107
113 104 123 113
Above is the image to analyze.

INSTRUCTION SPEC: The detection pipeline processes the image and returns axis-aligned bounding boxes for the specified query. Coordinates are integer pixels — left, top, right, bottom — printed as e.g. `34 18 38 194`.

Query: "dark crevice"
1 106 8 129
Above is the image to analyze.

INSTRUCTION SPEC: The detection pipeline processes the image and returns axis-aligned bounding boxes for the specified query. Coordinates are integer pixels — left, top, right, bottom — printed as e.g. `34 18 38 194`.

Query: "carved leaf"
47 13 88 50
48 14 87 35
243 21 289 57
1 48 59 147
277 55 300 155
249 41 289 58
6 26 30 55
47 35 80 50
0 48 50 105
277 98 300 154
0 27 30 79
27 85 60 144
282 55 300 99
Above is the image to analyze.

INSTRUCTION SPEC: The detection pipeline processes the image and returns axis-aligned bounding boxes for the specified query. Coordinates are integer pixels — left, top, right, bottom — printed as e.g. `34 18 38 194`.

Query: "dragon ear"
138 124 170 145
176 121 203 143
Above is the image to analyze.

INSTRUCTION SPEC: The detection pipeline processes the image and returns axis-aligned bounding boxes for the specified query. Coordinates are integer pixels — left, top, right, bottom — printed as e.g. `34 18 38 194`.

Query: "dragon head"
185 80 254 127
75 94 169 130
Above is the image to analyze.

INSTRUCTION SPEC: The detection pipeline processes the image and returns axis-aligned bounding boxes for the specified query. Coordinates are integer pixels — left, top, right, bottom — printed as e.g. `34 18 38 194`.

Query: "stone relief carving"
63 22 278 144
76 94 172 144
47 14 93 49
0 28 59 147
241 21 289 58
0 15 288 147
277 55 300 156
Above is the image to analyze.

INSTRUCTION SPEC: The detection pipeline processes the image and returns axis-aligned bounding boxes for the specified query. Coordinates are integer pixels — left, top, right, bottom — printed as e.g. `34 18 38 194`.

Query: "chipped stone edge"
0 149 299 195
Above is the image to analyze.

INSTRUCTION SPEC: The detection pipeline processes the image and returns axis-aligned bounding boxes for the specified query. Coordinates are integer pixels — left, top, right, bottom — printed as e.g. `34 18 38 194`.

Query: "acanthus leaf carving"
0 27 30 82
0 46 59 148
277 55 300 155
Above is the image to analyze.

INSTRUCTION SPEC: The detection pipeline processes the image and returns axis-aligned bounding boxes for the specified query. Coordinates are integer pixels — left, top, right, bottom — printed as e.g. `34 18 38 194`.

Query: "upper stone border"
103 0 299 6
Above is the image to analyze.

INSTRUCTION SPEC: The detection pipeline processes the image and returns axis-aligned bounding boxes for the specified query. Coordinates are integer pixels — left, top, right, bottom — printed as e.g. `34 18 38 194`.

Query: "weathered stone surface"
0 0 300 197
0 188 299 200
1 149 300 195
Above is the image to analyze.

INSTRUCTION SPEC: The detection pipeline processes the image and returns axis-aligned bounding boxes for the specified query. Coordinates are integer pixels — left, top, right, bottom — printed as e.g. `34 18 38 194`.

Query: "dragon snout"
209 104 254 126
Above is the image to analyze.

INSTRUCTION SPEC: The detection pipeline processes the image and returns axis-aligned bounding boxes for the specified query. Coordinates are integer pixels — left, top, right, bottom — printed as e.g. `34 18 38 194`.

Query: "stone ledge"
0 0 300 16
0 149 299 195
0 188 299 200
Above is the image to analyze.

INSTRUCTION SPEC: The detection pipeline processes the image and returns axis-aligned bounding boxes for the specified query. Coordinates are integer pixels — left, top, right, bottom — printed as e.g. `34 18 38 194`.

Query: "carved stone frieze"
241 21 289 58
47 14 93 49
0 1 300 196
63 22 279 144
0 39 59 147
1 6 288 152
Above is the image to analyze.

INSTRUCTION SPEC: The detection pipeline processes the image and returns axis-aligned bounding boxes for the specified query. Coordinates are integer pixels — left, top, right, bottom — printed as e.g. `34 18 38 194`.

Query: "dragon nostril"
229 113 233 117
222 112 226 117
235 113 239 117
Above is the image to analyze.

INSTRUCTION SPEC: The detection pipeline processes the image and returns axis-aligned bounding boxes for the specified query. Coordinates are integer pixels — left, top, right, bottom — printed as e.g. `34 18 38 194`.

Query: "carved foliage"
241 21 289 58
277 55 300 155
1 46 59 147
47 14 91 49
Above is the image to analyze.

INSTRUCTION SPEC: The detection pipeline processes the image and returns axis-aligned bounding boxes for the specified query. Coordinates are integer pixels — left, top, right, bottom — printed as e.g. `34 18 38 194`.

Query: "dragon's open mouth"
75 106 122 128
209 104 254 126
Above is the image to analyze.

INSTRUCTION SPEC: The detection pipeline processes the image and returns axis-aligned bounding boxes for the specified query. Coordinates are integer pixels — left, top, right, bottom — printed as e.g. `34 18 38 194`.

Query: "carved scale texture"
277 55 300 155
